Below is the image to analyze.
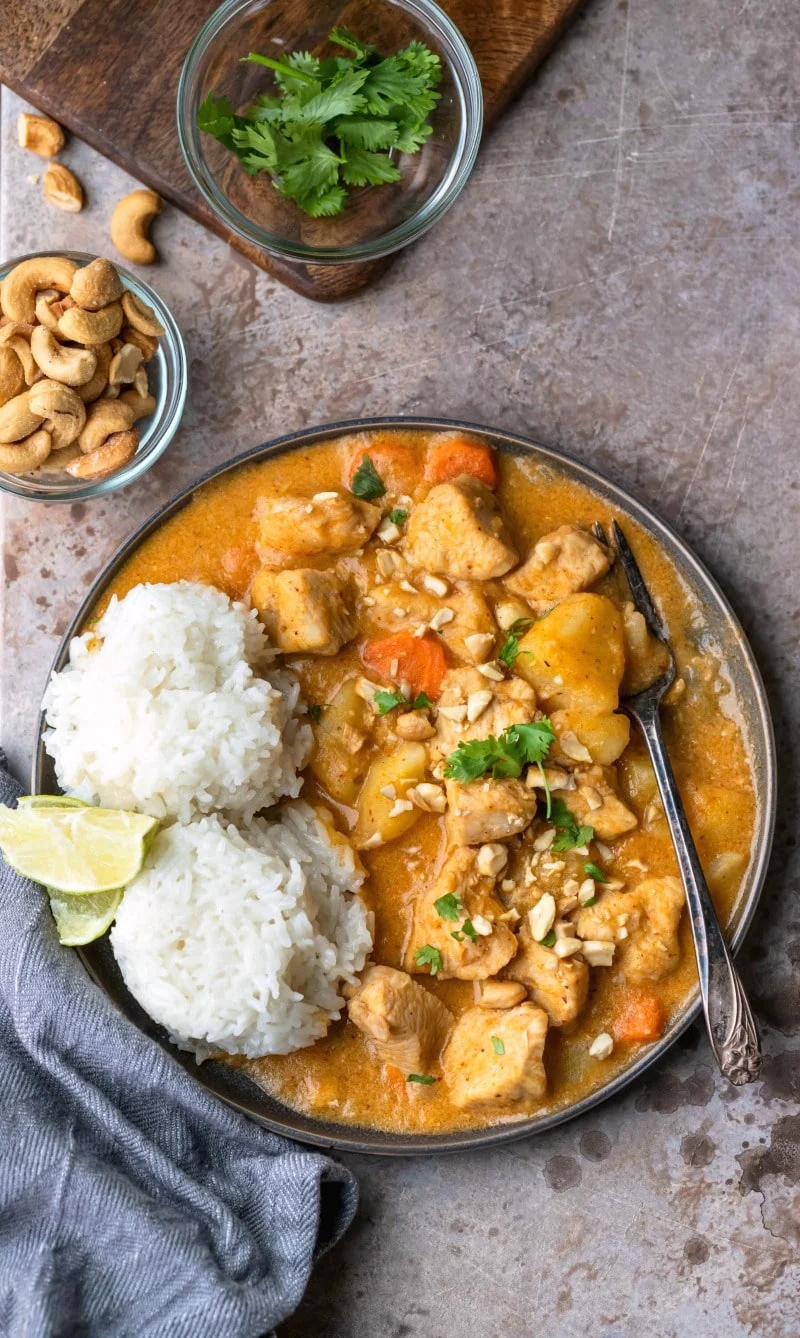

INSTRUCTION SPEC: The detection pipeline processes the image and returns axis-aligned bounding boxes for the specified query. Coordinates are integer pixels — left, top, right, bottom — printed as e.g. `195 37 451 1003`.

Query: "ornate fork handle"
631 702 762 1085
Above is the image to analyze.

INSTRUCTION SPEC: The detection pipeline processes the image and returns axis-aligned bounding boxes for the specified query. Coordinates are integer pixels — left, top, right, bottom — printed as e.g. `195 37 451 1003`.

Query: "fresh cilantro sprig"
497 618 534 669
388 507 408 525
491 1036 505 1055
198 31 442 218
351 454 386 500
307 704 323 723
414 944 443 975
434 892 463 921
550 797 594 852
444 720 556 784
407 1073 436 1084
584 861 608 883
374 689 433 715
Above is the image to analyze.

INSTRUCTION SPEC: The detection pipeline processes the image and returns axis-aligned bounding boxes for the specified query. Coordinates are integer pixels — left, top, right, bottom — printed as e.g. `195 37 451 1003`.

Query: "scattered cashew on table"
0 256 165 479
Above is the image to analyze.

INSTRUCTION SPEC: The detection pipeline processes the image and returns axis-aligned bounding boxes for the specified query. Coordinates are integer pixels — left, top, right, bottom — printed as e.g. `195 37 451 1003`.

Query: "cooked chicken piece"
505 524 611 612
504 922 589 1026
348 965 453 1073
254 491 381 566
442 1003 548 1110
446 777 537 845
568 764 638 840
575 876 684 982
405 847 519 980
499 834 591 919
366 580 496 664
250 567 356 655
404 477 518 581
431 667 538 760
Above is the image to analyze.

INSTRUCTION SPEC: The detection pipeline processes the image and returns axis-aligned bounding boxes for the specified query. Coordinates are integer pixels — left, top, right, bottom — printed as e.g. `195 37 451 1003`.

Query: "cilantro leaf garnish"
444 719 555 783
374 689 432 715
550 797 594 852
388 507 408 525
414 944 443 975
407 1073 436 1084
491 1035 505 1055
584 862 608 883
351 454 386 500
539 929 557 948
461 920 478 942
497 618 534 669
434 893 463 922
307 704 323 723
199 31 442 217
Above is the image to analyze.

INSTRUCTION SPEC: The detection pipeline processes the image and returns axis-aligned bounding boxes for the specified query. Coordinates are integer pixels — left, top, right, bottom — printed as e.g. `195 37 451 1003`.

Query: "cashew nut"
0 390 44 444
2 335 40 386
77 399 135 454
133 365 148 397
30 325 97 387
37 443 82 475
35 290 63 332
70 259 123 311
17 113 64 159
0 429 52 475
0 321 35 344
110 190 161 265
109 342 144 385
0 346 26 408
76 344 113 404
0 256 77 324
67 428 138 479
100 383 120 400
120 324 158 361
120 291 165 337
119 389 156 422
57 302 123 346
43 163 84 213
28 380 86 449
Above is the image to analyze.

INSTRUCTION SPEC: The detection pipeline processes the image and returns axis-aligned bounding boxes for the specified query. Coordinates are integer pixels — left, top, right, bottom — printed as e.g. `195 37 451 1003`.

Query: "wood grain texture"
0 0 583 299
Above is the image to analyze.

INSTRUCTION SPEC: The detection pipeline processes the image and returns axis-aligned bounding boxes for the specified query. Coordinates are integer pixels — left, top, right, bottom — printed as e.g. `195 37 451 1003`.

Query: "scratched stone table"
2 0 799 1333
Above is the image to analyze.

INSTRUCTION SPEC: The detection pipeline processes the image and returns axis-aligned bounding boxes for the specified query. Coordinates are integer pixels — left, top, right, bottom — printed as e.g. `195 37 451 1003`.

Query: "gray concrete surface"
2 0 799 1333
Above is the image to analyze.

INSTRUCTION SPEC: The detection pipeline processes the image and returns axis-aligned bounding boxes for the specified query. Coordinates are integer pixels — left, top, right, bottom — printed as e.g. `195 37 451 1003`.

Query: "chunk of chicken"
254 490 381 566
442 1003 548 1110
367 579 496 665
568 764 638 840
404 477 518 581
405 847 519 980
575 876 684 982
250 567 356 655
348 966 453 1073
432 667 538 760
446 777 537 845
505 524 611 612
504 922 589 1026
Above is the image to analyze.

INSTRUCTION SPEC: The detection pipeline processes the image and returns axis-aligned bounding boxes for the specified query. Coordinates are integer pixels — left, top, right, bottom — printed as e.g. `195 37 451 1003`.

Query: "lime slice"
48 887 123 946
17 794 87 810
0 806 159 894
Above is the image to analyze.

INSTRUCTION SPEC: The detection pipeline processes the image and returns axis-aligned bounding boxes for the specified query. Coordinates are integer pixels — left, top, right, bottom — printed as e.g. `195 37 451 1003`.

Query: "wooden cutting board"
0 0 583 300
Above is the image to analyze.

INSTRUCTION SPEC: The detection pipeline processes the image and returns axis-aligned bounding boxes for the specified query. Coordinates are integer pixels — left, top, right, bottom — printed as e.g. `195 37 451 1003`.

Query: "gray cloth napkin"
0 762 357 1338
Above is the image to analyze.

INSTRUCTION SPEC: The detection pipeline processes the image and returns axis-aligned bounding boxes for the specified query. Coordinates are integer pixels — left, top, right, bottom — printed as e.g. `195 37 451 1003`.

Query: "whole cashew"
120 291 165 337
34 290 63 332
76 343 113 404
119 388 156 422
30 325 97 387
77 398 135 453
57 302 123 346
0 428 52 475
2 336 40 386
110 190 161 265
28 380 86 449
67 428 138 479
0 389 43 444
0 256 77 323
0 345 25 408
70 259 123 311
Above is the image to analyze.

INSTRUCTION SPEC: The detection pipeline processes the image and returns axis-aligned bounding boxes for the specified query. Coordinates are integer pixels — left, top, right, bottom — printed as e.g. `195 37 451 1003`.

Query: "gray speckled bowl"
32 417 776 1155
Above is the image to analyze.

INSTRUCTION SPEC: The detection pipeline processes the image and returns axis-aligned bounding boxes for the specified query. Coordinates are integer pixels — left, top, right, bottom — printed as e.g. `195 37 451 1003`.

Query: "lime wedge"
17 794 87 810
48 887 123 946
0 806 159 894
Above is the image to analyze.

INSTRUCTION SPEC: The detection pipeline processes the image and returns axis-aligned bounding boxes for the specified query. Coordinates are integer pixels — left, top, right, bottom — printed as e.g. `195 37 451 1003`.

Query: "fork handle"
630 706 761 1085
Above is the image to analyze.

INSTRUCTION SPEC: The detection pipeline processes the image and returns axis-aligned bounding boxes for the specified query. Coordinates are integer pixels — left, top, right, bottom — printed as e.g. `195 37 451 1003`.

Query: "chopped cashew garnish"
581 940 616 967
528 893 556 941
463 631 495 661
533 828 556 852
422 574 449 597
589 1032 614 1060
476 661 505 682
476 843 509 877
429 607 455 631
553 937 583 959
471 915 493 937
466 690 493 723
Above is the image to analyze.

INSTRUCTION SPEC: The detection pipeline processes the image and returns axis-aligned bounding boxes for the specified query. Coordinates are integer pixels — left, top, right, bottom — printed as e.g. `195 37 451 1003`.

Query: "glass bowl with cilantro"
177 0 482 264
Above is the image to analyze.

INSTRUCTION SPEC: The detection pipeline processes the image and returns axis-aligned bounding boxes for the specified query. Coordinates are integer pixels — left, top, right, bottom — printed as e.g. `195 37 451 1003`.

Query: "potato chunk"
309 678 372 804
348 966 453 1074
352 742 428 849
504 923 589 1026
505 524 611 612
515 593 625 714
254 490 381 565
251 566 356 655
442 1003 548 1110
550 708 631 767
404 477 518 580
445 777 537 845
575 876 684 982
405 847 518 980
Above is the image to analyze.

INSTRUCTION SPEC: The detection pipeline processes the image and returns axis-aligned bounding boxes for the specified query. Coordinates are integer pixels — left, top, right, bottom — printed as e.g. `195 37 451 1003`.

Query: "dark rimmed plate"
32 417 776 1155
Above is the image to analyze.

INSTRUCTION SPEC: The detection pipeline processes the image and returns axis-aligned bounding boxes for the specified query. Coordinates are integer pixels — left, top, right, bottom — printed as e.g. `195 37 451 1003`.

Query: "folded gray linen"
0 761 357 1338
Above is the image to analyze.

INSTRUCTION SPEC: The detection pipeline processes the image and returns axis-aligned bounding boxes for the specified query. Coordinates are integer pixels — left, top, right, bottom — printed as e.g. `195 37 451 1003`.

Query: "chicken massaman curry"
98 429 756 1133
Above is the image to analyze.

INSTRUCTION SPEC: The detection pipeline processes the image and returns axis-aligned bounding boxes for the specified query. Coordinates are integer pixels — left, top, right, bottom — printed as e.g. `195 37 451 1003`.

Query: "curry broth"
97 431 757 1134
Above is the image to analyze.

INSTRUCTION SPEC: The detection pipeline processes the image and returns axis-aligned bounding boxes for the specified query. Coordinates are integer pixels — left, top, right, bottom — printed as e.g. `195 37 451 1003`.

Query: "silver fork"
595 519 761 1085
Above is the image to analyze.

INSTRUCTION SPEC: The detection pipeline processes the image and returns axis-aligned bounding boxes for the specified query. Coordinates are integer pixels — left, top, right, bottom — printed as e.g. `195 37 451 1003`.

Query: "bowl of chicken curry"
33 419 774 1153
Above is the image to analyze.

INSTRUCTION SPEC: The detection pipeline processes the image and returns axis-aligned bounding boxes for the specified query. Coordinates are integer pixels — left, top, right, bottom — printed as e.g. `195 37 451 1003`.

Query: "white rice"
110 802 373 1058
42 581 311 823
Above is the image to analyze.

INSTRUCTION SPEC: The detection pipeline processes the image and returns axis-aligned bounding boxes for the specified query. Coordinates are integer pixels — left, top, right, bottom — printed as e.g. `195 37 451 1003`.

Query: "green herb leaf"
407 1073 436 1084
450 930 464 942
539 930 557 947
491 1035 505 1055
414 944 443 975
410 692 433 710
434 892 463 922
329 27 376 60
584 862 609 883
550 798 594 852
461 920 478 943
307 704 323 723
444 719 555 783
582 897 597 907
334 116 398 149
351 454 386 500
497 618 534 669
341 146 401 188
197 93 239 149
375 688 407 715
388 507 408 525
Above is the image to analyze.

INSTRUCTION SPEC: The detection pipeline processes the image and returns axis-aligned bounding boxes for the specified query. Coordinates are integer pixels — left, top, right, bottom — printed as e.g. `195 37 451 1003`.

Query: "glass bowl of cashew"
0 251 187 501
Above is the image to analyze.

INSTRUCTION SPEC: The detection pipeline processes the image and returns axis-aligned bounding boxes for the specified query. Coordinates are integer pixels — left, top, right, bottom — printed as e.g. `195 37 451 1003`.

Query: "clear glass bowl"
0 251 187 503
177 0 483 264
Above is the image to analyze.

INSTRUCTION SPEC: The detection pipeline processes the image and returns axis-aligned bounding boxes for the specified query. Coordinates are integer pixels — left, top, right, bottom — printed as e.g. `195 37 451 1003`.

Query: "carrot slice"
347 434 421 496
363 631 448 700
613 989 667 1044
424 436 498 489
